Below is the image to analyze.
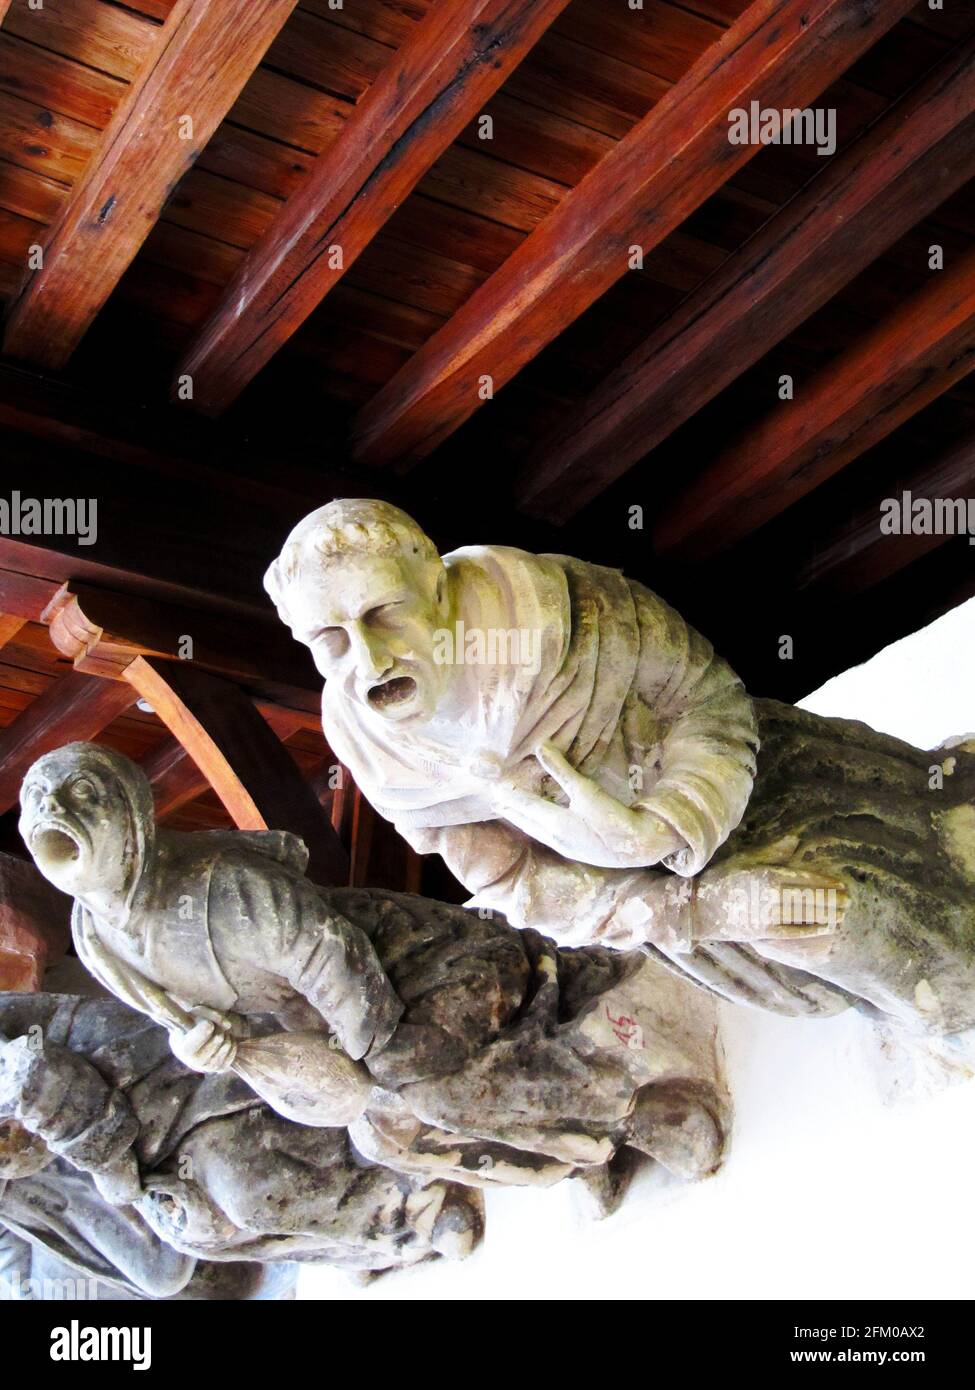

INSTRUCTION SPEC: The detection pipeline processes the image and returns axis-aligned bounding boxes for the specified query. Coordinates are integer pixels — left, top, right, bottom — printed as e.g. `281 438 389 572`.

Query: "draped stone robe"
326 887 730 1186
325 546 759 879
324 546 844 1016
323 545 975 1033
68 741 404 1062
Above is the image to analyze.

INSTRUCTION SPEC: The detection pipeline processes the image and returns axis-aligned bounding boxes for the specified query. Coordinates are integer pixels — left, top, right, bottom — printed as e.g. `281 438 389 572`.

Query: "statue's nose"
39 792 62 816
351 623 393 679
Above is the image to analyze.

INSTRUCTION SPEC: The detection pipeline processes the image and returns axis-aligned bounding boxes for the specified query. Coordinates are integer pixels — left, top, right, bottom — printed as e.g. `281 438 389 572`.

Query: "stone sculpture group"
2 498 973 1298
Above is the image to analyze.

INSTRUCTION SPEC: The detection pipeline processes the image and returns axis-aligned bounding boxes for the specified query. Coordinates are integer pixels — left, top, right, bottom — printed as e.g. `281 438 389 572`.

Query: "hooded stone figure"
19 741 404 1082
0 993 482 1288
265 499 975 1038
20 744 731 1204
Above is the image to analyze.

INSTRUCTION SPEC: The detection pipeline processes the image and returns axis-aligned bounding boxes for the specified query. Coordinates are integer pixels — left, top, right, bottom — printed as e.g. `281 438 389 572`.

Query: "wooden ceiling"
0 0 972 859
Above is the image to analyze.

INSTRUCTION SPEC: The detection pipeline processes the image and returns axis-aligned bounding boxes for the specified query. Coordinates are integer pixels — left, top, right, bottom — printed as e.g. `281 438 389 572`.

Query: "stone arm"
212 859 404 1061
476 593 759 876
400 819 841 950
0 1036 142 1206
400 818 693 950
639 620 760 878
350 1093 579 1190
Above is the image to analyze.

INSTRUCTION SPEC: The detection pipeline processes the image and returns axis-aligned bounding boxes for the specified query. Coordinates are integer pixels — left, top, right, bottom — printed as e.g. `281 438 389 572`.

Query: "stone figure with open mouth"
265 498 975 1040
19 743 732 1216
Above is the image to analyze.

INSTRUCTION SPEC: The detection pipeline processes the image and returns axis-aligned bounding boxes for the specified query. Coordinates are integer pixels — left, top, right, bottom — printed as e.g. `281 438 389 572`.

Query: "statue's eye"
363 601 404 631
314 627 350 658
69 777 97 803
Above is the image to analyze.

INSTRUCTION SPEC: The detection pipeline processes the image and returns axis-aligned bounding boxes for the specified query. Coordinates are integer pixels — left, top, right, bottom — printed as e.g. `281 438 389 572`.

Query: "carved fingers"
534 741 591 802
169 1018 238 1075
692 865 848 943
531 741 684 867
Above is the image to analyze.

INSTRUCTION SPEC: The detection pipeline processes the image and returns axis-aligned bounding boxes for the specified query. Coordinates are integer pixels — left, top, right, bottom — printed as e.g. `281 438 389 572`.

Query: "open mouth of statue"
31 823 84 873
367 675 417 711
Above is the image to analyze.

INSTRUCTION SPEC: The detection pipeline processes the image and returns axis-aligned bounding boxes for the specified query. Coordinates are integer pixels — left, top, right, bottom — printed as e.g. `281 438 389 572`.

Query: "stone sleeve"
212 860 404 1061
630 584 759 877
402 819 695 952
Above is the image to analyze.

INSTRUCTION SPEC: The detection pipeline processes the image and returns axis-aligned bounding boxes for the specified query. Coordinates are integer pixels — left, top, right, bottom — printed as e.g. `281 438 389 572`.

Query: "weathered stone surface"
0 992 482 1290
18 742 730 1208
266 499 975 1037
0 852 71 992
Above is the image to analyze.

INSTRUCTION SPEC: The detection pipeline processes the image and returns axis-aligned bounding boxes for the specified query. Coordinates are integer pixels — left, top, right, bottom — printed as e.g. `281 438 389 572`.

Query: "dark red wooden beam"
124 657 348 885
3 0 300 369
140 735 209 820
350 0 916 471
42 580 318 707
653 246 975 561
796 430 975 595
140 705 318 822
0 671 138 813
518 37 975 521
175 0 572 415
0 613 25 653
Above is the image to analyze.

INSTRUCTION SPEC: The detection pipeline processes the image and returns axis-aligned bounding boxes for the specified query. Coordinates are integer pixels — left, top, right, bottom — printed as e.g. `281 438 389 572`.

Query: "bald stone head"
265 499 452 727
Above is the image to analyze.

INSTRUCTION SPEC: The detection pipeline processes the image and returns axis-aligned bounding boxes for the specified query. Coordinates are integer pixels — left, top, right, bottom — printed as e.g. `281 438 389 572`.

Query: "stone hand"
169 1018 238 1075
692 865 848 943
496 740 685 868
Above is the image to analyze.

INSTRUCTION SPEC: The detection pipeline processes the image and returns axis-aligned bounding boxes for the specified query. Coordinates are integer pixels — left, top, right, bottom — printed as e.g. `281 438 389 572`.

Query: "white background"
301 596 975 1301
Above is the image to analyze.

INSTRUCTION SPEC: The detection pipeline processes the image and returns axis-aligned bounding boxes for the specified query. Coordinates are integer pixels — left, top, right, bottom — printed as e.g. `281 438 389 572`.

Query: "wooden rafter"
123 656 348 885
653 246 975 561
176 0 573 415
141 705 321 822
350 0 916 471
0 613 25 653
40 581 318 710
140 734 209 821
795 430 975 595
518 37 975 521
0 364 376 521
0 569 345 869
2 0 300 369
0 670 138 813
732 531 975 705
0 362 560 620
0 570 58 624
348 785 422 894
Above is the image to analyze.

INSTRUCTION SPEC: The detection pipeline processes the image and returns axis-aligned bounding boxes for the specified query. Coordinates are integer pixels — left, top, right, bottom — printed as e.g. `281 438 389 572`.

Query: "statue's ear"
263 555 278 598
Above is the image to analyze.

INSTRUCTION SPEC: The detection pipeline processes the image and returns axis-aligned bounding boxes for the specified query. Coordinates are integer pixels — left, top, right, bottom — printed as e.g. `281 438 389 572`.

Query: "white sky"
799 593 975 748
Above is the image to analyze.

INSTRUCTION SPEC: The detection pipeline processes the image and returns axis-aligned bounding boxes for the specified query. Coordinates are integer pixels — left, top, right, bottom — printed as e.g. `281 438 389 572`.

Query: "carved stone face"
19 751 133 902
285 551 451 726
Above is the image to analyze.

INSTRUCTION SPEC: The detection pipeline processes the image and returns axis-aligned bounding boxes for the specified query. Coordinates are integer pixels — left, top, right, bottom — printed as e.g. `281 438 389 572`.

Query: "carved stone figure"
19 745 730 1206
265 499 975 1038
0 992 482 1291
0 1196 295 1302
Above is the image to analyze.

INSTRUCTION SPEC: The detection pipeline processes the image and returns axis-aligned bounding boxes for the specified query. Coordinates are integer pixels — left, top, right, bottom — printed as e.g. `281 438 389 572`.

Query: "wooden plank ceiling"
0 0 971 871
